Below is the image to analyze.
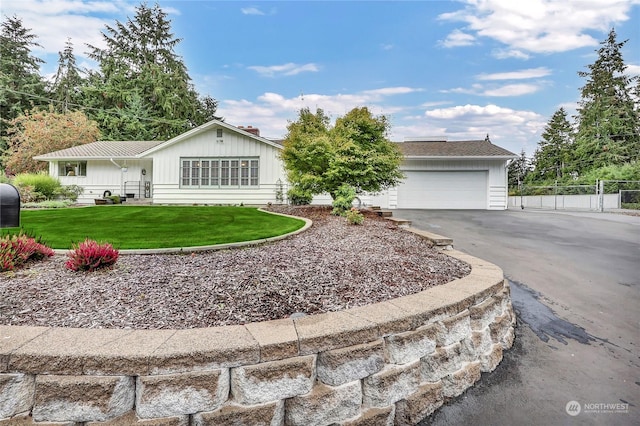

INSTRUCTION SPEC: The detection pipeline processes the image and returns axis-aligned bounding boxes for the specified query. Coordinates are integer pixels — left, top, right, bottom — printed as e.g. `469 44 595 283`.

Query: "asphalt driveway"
396 209 640 425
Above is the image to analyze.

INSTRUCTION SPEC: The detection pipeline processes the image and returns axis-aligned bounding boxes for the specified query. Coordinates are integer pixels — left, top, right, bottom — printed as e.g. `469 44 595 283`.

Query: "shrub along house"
34 120 515 209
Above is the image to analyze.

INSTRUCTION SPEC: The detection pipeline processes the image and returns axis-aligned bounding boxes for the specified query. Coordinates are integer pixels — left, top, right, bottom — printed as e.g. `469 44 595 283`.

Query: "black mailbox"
0 183 20 228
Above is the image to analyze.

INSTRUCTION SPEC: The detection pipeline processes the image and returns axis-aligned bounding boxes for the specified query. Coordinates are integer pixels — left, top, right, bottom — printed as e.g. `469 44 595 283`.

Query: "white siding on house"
147 127 286 205
54 159 152 204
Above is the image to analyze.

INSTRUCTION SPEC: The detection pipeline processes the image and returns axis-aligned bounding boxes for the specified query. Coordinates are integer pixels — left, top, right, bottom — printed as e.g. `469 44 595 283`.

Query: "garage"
397 170 488 209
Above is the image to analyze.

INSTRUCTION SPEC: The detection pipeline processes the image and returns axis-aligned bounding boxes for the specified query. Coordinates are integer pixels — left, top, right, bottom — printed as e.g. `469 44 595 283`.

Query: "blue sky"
2 0 639 155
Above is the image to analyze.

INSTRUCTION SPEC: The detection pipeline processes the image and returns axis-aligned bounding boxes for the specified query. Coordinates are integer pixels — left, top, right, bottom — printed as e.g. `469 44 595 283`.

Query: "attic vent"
216 128 223 138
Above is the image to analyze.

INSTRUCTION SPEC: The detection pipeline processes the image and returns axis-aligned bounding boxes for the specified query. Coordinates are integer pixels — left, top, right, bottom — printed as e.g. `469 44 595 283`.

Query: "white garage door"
397 171 488 209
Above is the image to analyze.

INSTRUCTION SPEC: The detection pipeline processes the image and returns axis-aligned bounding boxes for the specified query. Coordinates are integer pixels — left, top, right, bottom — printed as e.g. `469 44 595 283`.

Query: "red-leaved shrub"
0 234 55 272
65 239 119 272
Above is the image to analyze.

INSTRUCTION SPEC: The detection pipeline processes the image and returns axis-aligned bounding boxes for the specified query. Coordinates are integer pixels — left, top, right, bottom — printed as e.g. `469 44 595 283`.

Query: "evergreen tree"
50 38 85 113
574 28 640 172
508 149 530 189
529 108 575 182
0 15 46 150
85 2 219 140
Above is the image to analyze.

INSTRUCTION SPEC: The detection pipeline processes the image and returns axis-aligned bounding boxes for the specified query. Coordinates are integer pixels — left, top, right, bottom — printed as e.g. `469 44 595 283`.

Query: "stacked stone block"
0 248 515 425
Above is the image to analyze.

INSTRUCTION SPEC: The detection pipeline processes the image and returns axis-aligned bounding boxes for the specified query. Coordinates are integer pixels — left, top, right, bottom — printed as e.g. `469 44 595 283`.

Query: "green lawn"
6 206 305 249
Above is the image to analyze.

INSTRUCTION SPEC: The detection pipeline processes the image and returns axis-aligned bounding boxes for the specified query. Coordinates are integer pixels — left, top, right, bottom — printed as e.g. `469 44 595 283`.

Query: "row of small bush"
0 234 55 272
0 234 119 273
6 172 83 204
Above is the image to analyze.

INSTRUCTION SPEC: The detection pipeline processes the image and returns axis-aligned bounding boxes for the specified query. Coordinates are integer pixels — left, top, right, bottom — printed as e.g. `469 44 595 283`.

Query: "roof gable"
140 119 283 157
396 140 516 158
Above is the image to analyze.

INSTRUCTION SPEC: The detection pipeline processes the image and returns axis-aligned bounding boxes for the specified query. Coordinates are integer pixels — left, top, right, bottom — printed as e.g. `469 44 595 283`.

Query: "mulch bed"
0 206 470 329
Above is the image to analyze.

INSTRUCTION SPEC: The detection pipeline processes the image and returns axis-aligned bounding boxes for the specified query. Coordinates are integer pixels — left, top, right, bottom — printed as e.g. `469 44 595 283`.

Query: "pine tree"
574 28 640 172
530 108 575 182
50 39 85 113
0 15 46 150
85 2 219 140
508 149 530 189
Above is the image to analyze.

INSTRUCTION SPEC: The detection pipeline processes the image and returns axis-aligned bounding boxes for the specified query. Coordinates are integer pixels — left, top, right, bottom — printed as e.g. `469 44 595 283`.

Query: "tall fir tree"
85 2 219 140
508 149 530 189
574 28 640 172
50 38 85 113
529 108 575 182
0 15 47 155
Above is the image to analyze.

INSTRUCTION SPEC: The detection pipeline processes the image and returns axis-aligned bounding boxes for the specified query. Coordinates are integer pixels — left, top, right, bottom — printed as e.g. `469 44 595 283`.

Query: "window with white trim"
59 161 87 176
181 158 259 188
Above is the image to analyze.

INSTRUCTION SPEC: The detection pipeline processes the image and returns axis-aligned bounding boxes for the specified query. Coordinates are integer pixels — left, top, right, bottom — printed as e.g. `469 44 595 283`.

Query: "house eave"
34 155 143 161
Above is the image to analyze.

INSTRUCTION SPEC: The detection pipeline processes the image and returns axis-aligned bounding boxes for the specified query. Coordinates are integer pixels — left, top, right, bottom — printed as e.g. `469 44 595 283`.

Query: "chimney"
244 126 260 137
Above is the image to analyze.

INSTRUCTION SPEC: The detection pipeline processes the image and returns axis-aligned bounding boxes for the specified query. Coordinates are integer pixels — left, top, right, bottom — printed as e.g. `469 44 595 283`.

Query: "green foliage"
12 172 61 200
574 28 640 172
331 184 356 216
22 200 73 209
528 108 575 182
575 162 640 184
84 2 219 140
108 195 121 204
287 185 313 206
345 207 364 225
508 149 530 189
55 184 84 202
50 39 85 113
0 16 46 144
0 233 54 272
281 107 404 201
65 239 119 272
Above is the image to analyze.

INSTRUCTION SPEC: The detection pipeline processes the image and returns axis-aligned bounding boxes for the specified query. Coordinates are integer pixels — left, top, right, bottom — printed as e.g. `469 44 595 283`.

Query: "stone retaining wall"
0 247 515 425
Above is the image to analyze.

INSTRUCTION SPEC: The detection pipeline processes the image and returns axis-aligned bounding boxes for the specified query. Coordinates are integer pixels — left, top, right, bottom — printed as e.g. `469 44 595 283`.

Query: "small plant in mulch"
65 239 119 272
0 233 55 272
345 207 365 225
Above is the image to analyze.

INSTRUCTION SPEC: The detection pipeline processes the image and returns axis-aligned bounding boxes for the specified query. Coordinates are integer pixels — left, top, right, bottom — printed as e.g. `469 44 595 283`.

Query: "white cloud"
440 29 476 47
420 103 546 153
380 43 395 51
439 0 638 54
491 48 530 60
627 64 640 76
362 87 423 96
248 62 319 77
218 87 423 138
442 83 543 97
477 67 551 80
241 7 265 16
483 83 542 97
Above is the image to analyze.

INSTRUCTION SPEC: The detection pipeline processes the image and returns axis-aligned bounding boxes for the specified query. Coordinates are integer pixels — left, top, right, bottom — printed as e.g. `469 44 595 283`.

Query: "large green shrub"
287 186 313 206
12 173 61 200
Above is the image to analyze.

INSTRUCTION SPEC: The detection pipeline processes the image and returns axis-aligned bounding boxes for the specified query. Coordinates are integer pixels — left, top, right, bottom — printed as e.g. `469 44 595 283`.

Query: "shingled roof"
395 139 515 158
34 140 165 160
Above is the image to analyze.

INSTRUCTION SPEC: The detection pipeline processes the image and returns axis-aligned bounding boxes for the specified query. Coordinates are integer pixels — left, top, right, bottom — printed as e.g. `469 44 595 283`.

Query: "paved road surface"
395 209 640 426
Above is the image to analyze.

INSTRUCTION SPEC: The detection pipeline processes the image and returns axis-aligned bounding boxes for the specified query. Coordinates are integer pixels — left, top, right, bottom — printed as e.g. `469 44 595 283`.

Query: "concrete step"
406 227 454 249
385 217 412 227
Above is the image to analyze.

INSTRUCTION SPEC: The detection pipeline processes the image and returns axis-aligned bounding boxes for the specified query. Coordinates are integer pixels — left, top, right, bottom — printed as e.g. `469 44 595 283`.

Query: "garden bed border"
0 224 515 425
